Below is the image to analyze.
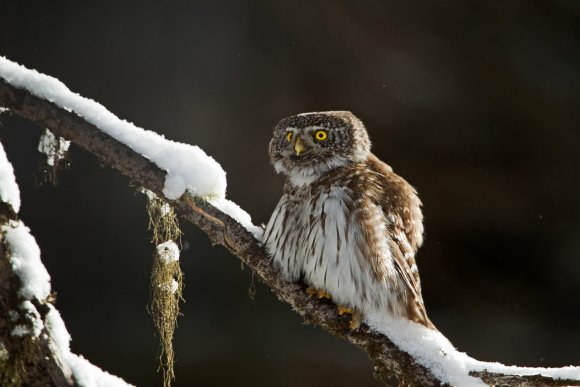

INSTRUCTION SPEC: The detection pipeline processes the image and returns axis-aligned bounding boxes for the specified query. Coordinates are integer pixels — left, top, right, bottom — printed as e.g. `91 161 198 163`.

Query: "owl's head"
269 111 371 186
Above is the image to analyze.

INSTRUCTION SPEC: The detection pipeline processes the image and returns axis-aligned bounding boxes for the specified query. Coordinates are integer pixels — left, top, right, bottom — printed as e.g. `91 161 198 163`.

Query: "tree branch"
1 76 578 386
0 183 132 387
0 207 76 386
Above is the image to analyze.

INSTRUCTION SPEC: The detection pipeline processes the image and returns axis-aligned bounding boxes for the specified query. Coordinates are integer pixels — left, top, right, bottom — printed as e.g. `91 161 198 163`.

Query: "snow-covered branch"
1 57 579 386
0 137 132 386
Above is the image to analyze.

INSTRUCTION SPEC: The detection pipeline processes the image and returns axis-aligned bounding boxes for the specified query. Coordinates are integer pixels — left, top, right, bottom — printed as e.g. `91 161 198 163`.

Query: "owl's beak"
294 136 307 155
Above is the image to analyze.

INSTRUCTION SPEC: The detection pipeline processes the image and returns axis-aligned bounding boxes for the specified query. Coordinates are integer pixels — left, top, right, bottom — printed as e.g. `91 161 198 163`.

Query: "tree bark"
0 200 76 386
1 77 578 386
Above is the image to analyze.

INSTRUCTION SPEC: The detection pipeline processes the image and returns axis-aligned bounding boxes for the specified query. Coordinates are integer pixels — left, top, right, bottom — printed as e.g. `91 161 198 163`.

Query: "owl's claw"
349 314 362 330
337 305 354 315
306 287 331 299
337 305 361 330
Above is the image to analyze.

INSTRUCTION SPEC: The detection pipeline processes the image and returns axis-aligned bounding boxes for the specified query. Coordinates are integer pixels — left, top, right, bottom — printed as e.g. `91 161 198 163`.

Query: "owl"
263 111 434 330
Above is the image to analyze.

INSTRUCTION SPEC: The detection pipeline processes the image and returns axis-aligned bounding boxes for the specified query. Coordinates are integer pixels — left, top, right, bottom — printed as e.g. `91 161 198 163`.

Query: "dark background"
2 1 580 386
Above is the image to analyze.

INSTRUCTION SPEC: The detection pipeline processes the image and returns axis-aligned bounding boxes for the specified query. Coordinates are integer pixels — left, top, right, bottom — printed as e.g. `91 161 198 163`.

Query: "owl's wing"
368 155 434 328
388 218 434 328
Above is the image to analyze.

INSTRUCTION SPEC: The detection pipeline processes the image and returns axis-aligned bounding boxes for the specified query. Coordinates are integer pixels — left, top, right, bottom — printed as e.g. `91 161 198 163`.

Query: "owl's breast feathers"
264 154 434 329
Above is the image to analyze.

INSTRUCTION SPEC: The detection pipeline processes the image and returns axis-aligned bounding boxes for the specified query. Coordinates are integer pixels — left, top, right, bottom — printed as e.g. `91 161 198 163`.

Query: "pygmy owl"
263 111 434 329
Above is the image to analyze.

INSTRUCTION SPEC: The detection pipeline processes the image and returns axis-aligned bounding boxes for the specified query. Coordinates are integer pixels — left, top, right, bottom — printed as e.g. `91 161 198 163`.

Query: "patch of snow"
44 305 71 353
3 220 51 300
170 279 179 294
0 142 21 212
210 198 263 239
0 56 226 201
156 240 180 263
141 188 157 201
38 128 70 166
67 355 135 387
11 300 44 338
142 189 171 216
366 312 487 386
11 325 32 337
467 357 580 381
160 202 172 217
22 301 44 337
156 278 179 294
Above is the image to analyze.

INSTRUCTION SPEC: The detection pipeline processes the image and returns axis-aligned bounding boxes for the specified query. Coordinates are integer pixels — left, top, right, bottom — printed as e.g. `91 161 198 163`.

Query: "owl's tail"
408 298 438 331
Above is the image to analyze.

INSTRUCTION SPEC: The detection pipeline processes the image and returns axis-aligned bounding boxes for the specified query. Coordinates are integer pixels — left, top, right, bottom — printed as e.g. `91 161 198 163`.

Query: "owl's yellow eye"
314 130 328 141
286 131 293 141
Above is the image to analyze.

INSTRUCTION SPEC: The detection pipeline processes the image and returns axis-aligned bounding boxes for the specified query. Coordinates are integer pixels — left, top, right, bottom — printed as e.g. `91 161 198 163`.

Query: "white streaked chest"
263 182 402 313
263 185 352 277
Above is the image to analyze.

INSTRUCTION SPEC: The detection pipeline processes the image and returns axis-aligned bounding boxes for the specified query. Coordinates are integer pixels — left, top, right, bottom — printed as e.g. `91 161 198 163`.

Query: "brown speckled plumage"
263 111 434 329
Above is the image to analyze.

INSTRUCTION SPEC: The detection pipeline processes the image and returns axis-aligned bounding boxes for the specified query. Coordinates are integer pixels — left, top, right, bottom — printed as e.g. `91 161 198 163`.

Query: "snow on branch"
0 57 261 238
1 56 579 386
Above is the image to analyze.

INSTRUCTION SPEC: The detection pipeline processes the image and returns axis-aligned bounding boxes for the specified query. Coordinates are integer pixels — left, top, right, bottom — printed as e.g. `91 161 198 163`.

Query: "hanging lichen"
145 191 183 387
37 128 71 185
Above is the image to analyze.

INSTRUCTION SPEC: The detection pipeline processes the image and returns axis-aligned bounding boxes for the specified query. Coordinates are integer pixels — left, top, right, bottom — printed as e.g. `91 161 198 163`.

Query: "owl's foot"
337 305 361 330
306 287 331 299
349 313 362 330
337 305 354 315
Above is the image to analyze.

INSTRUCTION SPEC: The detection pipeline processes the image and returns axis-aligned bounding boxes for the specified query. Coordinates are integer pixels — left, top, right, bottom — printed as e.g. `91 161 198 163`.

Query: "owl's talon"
306 287 317 297
306 287 331 299
337 306 361 330
349 313 362 330
337 305 354 315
